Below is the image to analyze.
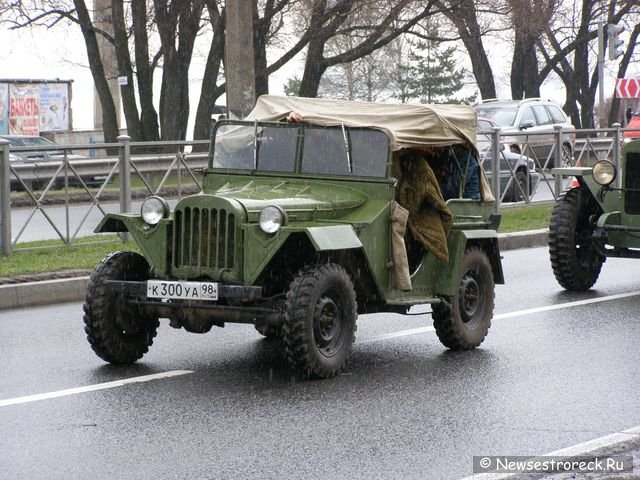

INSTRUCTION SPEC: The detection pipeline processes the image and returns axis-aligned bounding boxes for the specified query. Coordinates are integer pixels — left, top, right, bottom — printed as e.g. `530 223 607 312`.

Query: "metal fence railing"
1 136 208 255
2 126 640 255
477 124 640 212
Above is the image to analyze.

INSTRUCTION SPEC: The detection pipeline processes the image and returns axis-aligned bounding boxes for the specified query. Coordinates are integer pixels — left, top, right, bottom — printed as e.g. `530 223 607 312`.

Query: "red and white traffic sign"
616 78 640 98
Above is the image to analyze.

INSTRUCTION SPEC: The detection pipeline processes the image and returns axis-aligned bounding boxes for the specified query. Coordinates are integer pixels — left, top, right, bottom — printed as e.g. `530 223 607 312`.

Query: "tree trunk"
111 0 144 141
440 0 496 100
254 9 270 97
73 0 119 143
132 0 160 142
159 51 192 140
509 0 555 99
193 3 226 141
297 0 333 98
299 39 329 97
155 0 205 140
510 34 540 99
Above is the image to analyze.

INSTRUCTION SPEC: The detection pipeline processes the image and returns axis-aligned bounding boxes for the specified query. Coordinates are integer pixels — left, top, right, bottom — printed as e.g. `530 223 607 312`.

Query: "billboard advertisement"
9 83 40 135
0 84 8 135
39 83 70 131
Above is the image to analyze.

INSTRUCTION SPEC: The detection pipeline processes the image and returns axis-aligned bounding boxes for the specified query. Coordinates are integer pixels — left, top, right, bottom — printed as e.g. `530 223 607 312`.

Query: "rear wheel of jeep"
83 251 159 364
433 247 494 350
282 264 357 379
549 187 605 291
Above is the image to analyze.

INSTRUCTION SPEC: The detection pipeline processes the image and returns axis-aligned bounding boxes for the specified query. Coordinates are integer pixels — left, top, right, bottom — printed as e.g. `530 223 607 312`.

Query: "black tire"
282 263 357 379
433 247 494 350
549 187 605 291
254 323 281 339
562 143 574 167
83 251 159 364
508 170 529 202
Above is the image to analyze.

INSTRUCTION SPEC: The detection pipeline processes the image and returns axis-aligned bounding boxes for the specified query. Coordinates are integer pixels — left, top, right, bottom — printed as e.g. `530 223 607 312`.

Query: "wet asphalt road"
1 246 640 480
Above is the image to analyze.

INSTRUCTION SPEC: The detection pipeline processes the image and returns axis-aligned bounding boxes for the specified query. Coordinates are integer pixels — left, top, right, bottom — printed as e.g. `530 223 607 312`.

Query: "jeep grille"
625 152 640 215
173 207 236 270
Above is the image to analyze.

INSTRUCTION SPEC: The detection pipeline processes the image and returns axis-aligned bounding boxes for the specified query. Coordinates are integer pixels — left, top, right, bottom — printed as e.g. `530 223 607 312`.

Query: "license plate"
147 280 218 301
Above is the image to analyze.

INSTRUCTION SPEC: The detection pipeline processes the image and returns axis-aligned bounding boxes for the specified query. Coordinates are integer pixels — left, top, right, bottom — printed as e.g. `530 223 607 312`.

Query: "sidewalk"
0 229 549 311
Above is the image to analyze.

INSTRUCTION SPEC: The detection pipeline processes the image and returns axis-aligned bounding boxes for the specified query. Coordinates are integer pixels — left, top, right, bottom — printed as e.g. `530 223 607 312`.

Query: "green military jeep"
549 139 640 291
84 95 504 379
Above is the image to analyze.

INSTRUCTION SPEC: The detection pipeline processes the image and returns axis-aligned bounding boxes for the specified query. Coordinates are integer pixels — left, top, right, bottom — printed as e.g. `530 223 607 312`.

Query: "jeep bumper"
105 280 278 328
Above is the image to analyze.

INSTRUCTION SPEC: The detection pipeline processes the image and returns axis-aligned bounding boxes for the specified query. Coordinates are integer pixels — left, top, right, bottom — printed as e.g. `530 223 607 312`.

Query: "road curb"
498 228 548 251
0 230 549 311
0 276 90 311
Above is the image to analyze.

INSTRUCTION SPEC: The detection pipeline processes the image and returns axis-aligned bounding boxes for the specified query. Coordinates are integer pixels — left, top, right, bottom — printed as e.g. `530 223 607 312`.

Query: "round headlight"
259 205 285 234
592 160 616 186
141 196 169 225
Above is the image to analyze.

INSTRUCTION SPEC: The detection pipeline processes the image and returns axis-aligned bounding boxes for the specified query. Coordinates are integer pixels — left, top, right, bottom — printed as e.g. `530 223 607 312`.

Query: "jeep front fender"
304 225 363 251
552 165 606 197
95 213 139 233
94 213 172 275
243 224 364 285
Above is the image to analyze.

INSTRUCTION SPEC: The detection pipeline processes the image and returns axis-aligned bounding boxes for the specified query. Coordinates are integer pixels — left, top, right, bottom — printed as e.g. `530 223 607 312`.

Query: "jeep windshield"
211 121 389 178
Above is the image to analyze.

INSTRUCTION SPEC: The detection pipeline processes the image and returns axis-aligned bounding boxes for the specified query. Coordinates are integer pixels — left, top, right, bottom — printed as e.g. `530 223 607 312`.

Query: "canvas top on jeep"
245 95 478 153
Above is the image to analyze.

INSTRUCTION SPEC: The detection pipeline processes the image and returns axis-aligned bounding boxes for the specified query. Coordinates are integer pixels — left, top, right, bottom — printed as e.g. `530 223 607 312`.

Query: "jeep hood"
210 180 366 213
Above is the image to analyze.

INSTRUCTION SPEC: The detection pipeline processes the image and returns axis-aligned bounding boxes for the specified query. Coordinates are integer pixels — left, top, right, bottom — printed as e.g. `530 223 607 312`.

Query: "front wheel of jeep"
549 187 605 291
433 247 494 350
254 323 281 339
83 251 159 364
282 264 357 379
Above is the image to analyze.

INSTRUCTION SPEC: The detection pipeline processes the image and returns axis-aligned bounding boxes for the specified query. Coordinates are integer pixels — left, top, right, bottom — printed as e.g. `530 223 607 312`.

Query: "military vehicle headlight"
259 205 285 234
592 160 616 186
141 196 169 225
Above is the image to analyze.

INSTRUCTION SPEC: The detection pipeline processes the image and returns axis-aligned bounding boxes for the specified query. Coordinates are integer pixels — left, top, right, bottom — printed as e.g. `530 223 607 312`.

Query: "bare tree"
538 0 637 127
154 0 206 140
130 0 161 142
253 0 295 97
435 0 500 100
291 0 440 98
317 2 397 101
111 0 143 142
507 0 557 99
73 0 120 143
192 0 226 141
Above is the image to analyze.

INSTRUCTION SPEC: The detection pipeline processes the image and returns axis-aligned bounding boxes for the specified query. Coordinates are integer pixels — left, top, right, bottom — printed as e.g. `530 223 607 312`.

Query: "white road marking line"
0 370 193 408
360 326 435 343
5 292 639 407
493 290 640 320
360 290 640 344
459 424 640 480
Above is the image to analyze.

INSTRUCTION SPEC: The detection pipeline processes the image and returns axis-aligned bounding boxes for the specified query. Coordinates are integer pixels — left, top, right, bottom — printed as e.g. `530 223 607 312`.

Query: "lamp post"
598 22 605 128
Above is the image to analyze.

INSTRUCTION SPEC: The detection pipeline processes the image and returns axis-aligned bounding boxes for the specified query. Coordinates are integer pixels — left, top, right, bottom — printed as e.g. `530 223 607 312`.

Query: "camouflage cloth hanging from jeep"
397 155 453 263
